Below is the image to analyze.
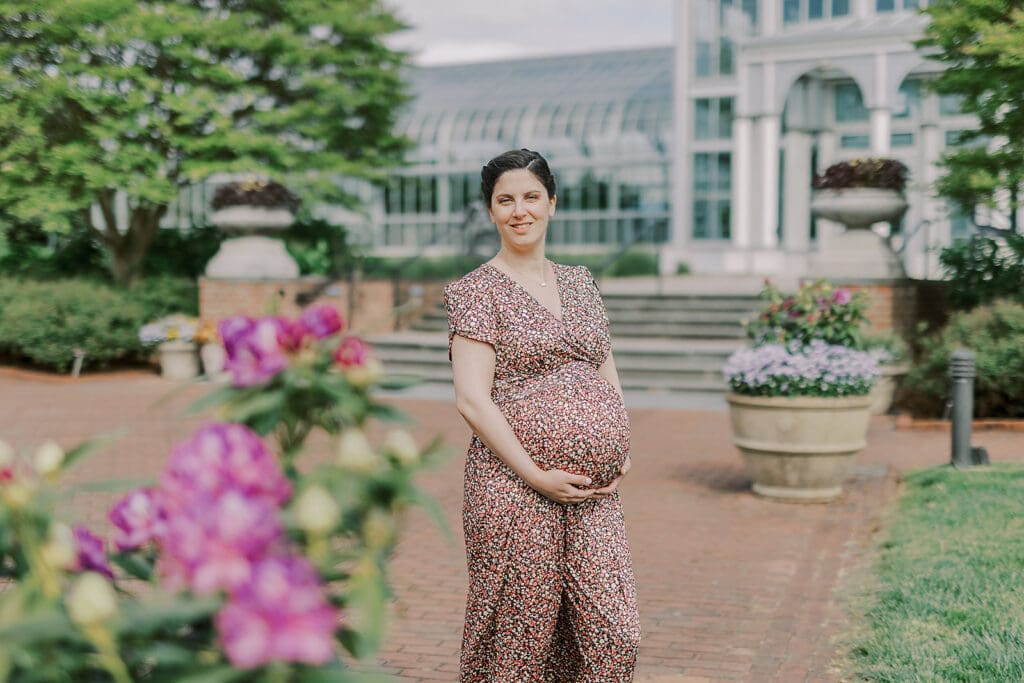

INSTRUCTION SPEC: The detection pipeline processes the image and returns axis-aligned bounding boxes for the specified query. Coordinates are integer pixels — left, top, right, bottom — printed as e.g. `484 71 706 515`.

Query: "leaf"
111 552 155 582
295 665 396 682
366 403 413 425
374 374 421 391
186 385 239 415
406 488 455 545
116 596 221 636
67 477 153 495
63 428 128 470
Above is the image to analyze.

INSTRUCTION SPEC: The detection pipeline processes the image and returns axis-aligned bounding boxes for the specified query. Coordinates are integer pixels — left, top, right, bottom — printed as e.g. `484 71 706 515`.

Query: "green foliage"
284 216 362 277
0 279 147 372
0 219 109 281
0 277 197 372
938 234 1024 310
902 299 1024 418
0 0 411 282
918 0 1024 229
141 226 226 280
842 464 1024 682
744 279 871 348
603 248 659 277
360 254 487 280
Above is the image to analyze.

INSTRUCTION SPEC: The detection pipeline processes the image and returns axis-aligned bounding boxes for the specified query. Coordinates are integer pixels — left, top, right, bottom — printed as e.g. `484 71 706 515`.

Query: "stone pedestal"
206 205 298 279
810 188 908 279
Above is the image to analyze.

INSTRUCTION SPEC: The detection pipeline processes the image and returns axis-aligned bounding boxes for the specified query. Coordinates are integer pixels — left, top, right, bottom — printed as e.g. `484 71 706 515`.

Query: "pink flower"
219 316 291 386
298 304 344 340
217 555 339 668
109 488 164 551
162 491 284 595
333 335 372 368
832 288 852 306
159 423 291 514
73 526 114 579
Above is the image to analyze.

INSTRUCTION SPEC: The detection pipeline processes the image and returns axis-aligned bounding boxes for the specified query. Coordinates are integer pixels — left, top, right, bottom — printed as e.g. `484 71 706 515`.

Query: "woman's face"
488 168 556 252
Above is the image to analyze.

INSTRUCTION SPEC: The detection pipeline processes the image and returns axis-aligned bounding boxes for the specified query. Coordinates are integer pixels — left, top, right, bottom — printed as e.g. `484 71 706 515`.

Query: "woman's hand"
527 468 596 504
591 453 632 501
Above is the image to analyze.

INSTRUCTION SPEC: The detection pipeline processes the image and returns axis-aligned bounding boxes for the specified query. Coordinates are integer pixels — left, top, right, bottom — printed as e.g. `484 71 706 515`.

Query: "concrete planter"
868 363 909 415
810 187 907 229
726 393 873 502
157 341 199 380
206 204 298 279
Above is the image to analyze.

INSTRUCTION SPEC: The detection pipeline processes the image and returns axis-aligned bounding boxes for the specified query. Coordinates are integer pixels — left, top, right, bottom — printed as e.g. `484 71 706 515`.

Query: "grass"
841 464 1024 682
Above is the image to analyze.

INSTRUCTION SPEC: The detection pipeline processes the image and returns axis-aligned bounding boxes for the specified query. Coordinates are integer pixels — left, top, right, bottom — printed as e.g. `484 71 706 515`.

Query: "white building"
668 0 974 279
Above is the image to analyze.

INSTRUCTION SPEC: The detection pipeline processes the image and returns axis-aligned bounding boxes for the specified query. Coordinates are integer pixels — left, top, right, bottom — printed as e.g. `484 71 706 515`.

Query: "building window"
834 82 869 122
692 152 731 240
891 132 914 147
940 93 965 116
877 0 924 9
893 80 921 120
695 97 734 140
840 134 869 148
784 0 849 23
696 0 755 79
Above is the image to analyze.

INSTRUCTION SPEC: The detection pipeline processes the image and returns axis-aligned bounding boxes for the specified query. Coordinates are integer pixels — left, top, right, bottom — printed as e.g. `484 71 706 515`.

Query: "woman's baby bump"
500 363 630 489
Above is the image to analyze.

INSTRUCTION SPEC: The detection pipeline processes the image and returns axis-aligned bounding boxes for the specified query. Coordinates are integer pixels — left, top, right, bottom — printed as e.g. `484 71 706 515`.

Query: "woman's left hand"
591 454 632 501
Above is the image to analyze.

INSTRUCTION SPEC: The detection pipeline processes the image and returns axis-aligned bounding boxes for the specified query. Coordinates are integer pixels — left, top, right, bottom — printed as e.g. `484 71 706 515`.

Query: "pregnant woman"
445 149 640 682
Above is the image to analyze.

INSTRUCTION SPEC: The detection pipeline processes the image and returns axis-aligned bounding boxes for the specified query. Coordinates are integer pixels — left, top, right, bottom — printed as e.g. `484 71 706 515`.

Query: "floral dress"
444 262 640 682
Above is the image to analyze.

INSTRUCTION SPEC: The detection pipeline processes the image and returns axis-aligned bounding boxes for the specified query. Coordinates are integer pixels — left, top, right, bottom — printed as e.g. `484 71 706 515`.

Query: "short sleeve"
444 278 498 360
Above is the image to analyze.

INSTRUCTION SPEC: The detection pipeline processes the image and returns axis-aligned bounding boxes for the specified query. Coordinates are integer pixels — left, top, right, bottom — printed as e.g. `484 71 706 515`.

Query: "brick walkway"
1 368 1021 682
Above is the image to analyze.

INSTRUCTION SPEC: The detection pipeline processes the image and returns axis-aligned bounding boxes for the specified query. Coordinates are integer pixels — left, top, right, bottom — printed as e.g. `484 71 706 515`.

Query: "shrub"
938 234 1024 310
813 158 909 193
124 275 199 319
744 279 870 349
141 224 226 279
605 248 659 277
0 279 147 372
901 299 1024 418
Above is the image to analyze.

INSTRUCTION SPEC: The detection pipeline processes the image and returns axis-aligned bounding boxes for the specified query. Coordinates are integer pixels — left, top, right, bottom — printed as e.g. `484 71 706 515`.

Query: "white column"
761 0 780 36
782 129 813 253
870 107 891 155
814 129 842 247
757 114 781 247
919 120 943 278
668 0 693 273
731 116 754 249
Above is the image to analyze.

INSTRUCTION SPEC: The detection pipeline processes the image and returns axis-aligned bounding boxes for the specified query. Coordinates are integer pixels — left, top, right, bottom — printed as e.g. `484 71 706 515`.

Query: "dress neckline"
484 261 565 323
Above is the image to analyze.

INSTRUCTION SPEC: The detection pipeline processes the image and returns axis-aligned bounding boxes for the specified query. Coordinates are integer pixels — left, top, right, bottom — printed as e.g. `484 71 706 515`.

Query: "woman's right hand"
527 468 595 504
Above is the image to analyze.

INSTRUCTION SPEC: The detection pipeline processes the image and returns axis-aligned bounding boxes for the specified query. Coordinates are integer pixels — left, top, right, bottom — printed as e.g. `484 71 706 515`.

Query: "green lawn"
841 464 1024 682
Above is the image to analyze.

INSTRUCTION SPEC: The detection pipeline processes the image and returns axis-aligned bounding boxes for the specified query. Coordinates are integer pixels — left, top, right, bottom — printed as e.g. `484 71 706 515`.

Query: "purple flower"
333 335 372 368
219 316 291 386
109 488 164 551
832 288 852 306
217 555 339 668
298 304 344 340
723 340 879 397
73 526 114 579
162 491 284 595
160 423 291 515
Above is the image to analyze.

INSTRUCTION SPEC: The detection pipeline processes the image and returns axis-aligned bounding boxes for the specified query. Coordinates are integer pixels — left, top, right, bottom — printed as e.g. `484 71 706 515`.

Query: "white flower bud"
384 429 419 466
0 439 14 468
66 572 118 625
346 357 383 388
41 522 76 570
362 507 396 550
33 440 64 477
294 485 339 536
336 429 377 472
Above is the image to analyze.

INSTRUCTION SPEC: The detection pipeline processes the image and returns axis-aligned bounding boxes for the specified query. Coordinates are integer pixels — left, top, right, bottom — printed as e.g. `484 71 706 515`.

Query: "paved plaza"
0 367 1020 682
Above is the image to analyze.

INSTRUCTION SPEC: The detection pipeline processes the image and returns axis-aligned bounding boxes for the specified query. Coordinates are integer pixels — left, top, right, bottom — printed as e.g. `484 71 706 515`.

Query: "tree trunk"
91 191 167 286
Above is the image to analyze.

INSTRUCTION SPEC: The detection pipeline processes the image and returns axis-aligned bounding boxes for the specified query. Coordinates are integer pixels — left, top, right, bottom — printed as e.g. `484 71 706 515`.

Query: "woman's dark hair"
480 149 557 205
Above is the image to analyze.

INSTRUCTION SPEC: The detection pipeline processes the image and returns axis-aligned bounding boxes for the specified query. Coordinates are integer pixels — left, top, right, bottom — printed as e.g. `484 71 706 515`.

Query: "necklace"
497 258 548 287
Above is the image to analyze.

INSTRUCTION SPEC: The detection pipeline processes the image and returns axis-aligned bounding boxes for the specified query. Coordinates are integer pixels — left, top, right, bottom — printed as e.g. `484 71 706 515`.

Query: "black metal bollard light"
950 348 976 469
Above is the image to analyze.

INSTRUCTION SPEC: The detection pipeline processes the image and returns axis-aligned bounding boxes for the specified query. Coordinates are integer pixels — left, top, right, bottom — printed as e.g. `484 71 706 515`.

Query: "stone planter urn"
725 393 873 502
199 342 227 379
868 363 909 415
810 186 908 279
206 201 299 279
158 341 199 380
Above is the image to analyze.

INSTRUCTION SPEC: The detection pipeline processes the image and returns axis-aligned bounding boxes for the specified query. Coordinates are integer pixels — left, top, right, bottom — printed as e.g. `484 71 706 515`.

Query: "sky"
382 0 674 66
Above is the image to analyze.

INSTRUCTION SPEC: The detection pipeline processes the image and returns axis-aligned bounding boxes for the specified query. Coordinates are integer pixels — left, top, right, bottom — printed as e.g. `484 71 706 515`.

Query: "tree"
0 0 410 284
918 0 1024 234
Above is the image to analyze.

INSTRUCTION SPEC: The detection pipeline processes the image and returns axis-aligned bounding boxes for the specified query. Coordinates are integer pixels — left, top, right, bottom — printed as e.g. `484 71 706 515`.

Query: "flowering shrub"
744 279 870 349
211 179 301 213
724 340 880 397
0 303 437 680
812 158 909 193
138 313 199 345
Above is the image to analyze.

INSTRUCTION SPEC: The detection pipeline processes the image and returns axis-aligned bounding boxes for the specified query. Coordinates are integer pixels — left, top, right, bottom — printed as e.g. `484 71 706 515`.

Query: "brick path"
1 368 1021 682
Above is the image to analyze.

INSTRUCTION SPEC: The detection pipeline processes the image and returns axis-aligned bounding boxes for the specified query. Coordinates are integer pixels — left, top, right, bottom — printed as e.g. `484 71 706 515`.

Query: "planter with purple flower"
138 314 200 380
810 158 909 279
728 280 879 502
205 179 301 279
